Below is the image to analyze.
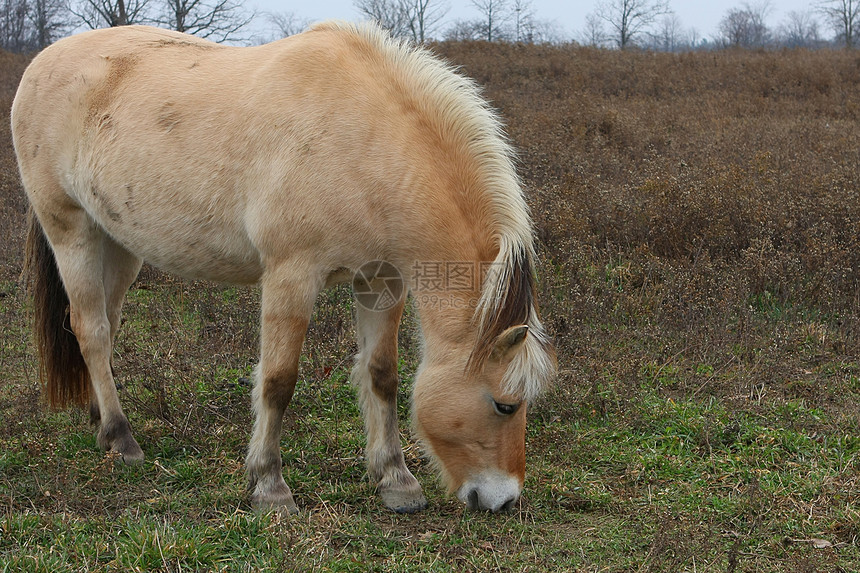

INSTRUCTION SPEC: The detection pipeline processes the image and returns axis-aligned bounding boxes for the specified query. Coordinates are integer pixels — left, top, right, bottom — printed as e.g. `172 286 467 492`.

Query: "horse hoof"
118 445 145 464
381 486 428 514
98 418 144 464
112 435 145 464
254 497 299 515
102 437 144 465
252 486 299 515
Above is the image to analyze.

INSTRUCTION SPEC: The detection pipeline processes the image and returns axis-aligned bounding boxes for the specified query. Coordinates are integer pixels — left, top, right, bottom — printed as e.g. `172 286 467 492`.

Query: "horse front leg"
246 269 318 513
354 300 427 513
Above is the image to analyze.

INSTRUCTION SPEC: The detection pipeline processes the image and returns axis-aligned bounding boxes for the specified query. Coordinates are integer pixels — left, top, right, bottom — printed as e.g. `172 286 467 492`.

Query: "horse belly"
75 177 264 284
128 225 263 285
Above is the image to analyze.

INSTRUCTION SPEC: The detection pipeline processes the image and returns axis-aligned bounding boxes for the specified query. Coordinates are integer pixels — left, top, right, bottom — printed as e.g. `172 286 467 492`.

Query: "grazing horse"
12 22 556 513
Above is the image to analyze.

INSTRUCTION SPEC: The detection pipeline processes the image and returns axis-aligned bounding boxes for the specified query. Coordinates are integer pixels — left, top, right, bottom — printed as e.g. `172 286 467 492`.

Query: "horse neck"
409 236 489 363
404 185 499 363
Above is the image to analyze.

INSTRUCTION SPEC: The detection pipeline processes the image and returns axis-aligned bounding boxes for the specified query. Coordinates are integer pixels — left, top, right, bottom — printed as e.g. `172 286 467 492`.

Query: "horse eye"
492 400 520 416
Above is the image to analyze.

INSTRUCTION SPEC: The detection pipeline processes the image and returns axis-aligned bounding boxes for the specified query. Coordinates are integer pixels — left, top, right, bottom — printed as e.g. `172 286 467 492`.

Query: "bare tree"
580 12 608 47
527 18 566 44
817 0 859 47
355 0 411 37
156 0 252 42
264 11 308 38
355 0 448 42
650 12 683 51
73 0 150 28
1 0 69 51
718 2 772 47
248 12 310 45
595 0 670 49
1 0 29 50
777 10 821 47
404 0 448 43
470 0 509 41
509 0 533 42
444 18 481 40
28 0 70 48
687 27 700 48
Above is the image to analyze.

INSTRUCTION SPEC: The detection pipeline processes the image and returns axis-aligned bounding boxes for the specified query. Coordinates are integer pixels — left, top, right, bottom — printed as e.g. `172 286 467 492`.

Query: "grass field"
1 41 859 572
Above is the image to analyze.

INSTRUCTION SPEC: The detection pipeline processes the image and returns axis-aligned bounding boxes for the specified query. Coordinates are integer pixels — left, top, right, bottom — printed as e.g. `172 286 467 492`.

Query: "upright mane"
310 21 556 401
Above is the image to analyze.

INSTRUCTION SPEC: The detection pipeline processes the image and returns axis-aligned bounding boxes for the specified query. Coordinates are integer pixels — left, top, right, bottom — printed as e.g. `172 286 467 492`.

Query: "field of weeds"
1 42 859 572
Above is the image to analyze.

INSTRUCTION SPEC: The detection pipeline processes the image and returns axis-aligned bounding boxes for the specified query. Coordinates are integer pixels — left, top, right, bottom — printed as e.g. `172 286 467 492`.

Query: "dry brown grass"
431 41 860 418
0 50 31 283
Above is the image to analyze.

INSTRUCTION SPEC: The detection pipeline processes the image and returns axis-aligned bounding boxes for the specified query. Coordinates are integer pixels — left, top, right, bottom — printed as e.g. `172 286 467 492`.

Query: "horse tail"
24 209 90 408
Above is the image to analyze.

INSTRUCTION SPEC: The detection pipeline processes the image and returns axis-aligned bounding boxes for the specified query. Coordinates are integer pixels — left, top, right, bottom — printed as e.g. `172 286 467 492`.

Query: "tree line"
352 0 860 48
573 0 858 50
588 0 859 51
0 0 250 51
2 0 859 52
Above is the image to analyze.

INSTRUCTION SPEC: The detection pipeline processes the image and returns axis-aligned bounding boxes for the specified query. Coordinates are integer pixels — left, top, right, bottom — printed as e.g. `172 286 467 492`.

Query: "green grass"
1 280 858 571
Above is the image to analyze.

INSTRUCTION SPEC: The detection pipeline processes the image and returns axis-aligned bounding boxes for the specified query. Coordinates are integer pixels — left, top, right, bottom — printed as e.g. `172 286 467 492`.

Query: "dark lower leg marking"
89 399 101 426
369 354 398 403
262 367 298 413
364 347 427 512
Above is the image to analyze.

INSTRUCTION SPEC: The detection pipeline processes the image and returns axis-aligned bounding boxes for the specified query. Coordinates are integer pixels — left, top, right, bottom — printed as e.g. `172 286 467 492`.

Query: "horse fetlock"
89 399 101 426
245 446 282 482
246 449 297 512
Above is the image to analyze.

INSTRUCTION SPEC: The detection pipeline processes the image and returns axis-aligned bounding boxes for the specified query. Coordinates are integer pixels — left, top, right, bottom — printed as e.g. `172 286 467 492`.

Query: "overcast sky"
247 0 824 42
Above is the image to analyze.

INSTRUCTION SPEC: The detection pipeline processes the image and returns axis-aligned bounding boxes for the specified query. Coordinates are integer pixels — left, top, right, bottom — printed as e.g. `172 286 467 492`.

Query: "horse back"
12 24 495 283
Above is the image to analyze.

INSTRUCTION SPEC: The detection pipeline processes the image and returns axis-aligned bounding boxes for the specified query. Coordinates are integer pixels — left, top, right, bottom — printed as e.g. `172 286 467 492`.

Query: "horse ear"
491 325 529 361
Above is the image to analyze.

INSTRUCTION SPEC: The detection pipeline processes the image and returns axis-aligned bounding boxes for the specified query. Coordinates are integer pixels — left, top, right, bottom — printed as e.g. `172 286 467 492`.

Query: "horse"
12 21 557 513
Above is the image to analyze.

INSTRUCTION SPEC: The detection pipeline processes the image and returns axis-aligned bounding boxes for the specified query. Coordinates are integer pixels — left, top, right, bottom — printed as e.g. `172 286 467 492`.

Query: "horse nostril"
466 489 479 510
498 496 517 512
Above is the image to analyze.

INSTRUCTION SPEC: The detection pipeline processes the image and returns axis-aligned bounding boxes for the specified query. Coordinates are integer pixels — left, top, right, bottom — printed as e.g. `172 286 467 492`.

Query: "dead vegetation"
432 41 860 412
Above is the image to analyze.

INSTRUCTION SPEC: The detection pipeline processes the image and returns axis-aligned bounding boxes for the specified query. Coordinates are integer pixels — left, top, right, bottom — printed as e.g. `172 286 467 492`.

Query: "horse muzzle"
457 471 521 512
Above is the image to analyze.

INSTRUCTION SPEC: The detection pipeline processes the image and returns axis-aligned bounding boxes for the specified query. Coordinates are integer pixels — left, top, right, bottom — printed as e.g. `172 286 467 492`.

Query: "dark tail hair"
24 209 90 408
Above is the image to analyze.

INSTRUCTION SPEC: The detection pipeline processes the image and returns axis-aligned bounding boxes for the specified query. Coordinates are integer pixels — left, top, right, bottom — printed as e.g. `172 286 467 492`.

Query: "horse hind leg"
88 239 143 440
354 300 427 513
41 207 145 463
